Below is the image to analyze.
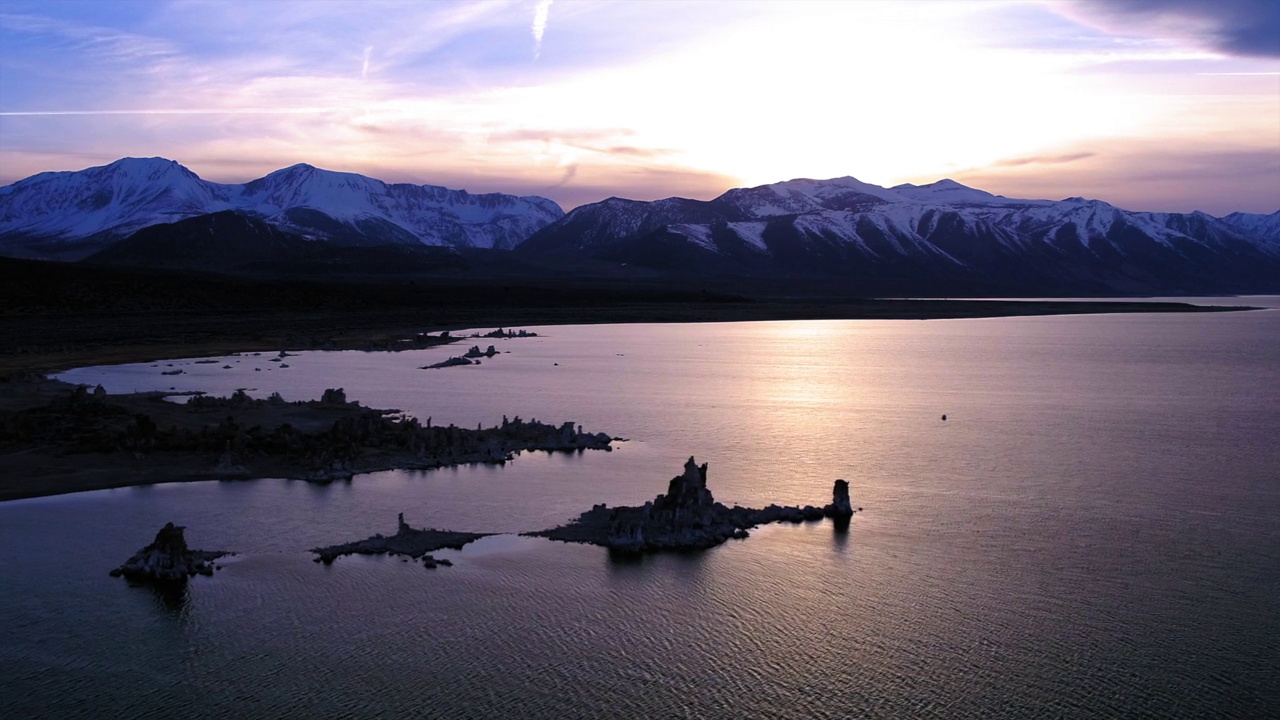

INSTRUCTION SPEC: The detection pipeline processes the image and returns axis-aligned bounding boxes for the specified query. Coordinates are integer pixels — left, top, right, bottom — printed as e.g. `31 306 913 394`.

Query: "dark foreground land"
0 256 1253 376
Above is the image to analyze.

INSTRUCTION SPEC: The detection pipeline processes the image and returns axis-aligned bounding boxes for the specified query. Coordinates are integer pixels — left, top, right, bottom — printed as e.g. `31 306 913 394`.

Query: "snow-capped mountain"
1221 210 1280 241
0 158 563 259
518 177 1280 295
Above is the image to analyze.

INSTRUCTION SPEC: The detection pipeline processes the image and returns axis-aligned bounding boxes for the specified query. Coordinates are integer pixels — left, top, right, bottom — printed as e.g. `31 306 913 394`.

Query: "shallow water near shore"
5 299 1280 718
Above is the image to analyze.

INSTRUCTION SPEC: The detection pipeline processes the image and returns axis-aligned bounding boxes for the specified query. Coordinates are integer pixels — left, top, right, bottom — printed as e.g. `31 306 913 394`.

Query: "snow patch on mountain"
668 223 717 251
728 221 769 251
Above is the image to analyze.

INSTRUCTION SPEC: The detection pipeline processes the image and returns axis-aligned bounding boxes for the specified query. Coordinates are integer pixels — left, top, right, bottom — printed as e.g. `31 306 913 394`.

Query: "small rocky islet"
311 513 491 568
109 522 231 583
421 344 500 369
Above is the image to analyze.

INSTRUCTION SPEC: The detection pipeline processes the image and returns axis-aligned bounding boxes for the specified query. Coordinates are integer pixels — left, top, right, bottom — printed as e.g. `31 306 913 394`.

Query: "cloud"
0 12 177 64
361 45 372 78
954 142 1280 215
531 0 552 59
993 152 1096 168
546 163 577 189
0 108 340 116
1064 0 1280 58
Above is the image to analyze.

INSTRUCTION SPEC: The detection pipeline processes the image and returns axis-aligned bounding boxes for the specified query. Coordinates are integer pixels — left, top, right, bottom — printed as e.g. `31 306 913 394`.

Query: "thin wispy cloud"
994 152 1096 168
361 46 372 78
0 12 176 64
0 108 342 116
531 0 552 59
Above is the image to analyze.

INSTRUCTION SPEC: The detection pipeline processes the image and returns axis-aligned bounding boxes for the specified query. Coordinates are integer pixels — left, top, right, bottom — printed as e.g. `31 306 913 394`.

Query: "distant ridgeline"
1 157 1277 295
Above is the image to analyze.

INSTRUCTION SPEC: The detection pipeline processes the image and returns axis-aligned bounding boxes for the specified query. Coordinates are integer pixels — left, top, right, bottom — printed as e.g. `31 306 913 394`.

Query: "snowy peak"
890 178 1007 205
1221 210 1280 245
0 158 564 257
519 172 1280 295
0 157 232 245
239 163 391 217
723 176 1045 216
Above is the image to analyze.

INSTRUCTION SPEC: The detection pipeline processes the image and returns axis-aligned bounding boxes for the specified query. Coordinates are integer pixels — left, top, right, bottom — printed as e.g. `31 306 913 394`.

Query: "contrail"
0 107 342 116
532 0 552 59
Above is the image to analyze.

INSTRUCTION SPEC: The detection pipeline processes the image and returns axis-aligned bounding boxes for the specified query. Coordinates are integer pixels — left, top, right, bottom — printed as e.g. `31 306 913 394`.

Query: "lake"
3 299 1279 718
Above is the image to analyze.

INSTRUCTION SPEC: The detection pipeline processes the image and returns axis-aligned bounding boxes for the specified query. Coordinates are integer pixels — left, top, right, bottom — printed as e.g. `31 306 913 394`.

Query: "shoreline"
2 298 1256 377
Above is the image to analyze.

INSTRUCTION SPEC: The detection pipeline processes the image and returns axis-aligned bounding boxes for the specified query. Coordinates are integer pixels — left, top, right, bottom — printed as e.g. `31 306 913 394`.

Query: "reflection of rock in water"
110 522 230 583
531 457 858 552
831 513 852 538
148 581 191 612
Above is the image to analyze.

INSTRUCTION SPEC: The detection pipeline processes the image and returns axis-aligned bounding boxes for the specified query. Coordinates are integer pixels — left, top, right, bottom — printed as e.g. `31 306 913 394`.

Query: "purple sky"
1 0 1277 213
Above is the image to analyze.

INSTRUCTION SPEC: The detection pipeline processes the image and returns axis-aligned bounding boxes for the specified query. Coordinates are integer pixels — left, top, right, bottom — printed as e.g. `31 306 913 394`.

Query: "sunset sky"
1 0 1276 214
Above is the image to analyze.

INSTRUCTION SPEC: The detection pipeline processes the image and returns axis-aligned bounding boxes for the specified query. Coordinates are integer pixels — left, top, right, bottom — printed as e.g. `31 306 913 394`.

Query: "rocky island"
312 513 491 568
110 522 231 582
529 457 857 552
421 344 500 369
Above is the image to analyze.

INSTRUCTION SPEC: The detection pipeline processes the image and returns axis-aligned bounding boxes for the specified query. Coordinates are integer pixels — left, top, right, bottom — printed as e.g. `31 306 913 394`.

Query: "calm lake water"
4 299 1280 718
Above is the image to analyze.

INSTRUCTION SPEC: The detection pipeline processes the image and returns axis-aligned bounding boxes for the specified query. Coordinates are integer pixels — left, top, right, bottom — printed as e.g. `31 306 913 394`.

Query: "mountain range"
0 157 562 259
518 177 1280 295
1 157 1277 295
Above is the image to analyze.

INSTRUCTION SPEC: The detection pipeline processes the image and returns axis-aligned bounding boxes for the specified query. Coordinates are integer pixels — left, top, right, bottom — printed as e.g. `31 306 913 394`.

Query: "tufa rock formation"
480 328 537 338
312 513 490 567
421 356 475 369
110 522 230 582
320 387 347 404
531 457 855 552
826 479 853 518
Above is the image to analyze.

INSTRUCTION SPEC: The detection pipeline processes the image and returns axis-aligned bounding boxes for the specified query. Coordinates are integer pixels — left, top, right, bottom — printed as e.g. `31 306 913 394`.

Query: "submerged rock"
531 457 856 552
110 522 230 582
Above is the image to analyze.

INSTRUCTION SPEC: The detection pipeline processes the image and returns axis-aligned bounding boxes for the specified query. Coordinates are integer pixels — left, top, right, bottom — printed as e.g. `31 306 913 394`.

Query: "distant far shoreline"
0 256 1258 377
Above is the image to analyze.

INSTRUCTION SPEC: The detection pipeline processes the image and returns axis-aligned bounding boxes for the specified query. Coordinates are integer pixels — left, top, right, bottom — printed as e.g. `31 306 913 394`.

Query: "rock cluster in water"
421 356 476 369
531 457 857 552
479 328 537 338
422 344 500 369
312 513 491 568
109 522 230 582
5 384 613 485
